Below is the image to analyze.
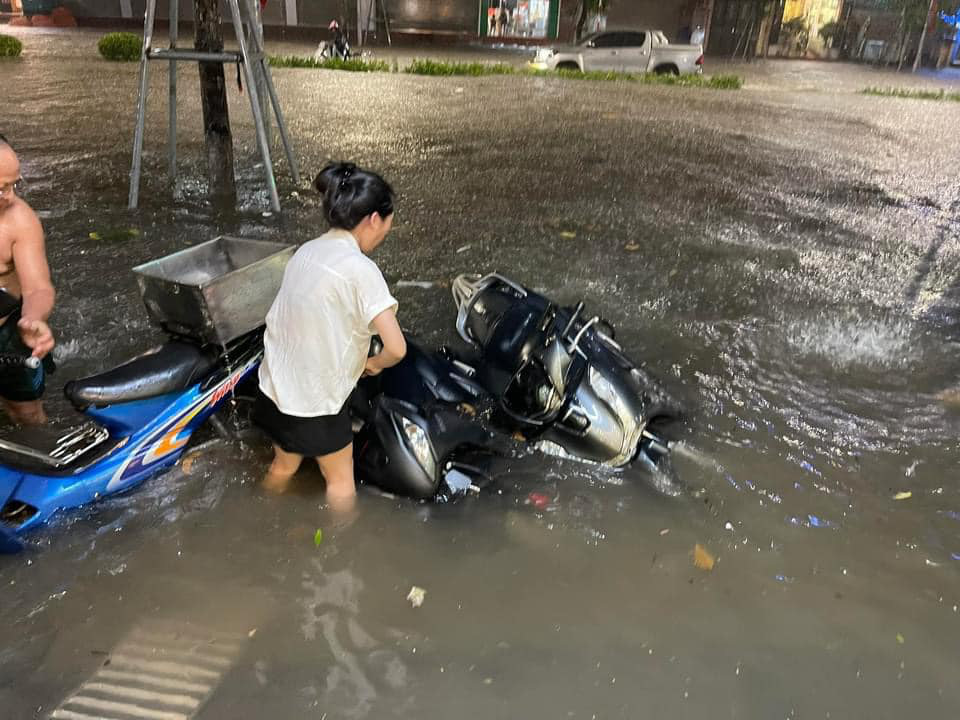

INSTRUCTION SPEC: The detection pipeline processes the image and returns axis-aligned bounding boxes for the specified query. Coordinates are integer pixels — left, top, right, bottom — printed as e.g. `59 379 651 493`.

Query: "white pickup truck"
530 29 703 75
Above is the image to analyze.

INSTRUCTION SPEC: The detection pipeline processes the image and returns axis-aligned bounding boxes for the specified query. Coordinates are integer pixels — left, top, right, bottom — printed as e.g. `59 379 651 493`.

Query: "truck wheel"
556 61 581 72
654 64 680 76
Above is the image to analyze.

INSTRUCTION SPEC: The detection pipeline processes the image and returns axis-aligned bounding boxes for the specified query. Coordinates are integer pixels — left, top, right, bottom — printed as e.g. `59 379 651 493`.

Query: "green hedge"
97 32 142 62
0 34 23 58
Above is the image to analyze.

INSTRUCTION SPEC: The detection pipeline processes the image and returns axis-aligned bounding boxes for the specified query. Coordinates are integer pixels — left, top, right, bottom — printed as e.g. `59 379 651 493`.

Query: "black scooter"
346 274 684 503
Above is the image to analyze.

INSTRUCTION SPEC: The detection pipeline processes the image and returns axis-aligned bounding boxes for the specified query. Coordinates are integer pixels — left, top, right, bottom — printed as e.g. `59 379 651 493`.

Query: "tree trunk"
193 0 236 205
575 0 587 41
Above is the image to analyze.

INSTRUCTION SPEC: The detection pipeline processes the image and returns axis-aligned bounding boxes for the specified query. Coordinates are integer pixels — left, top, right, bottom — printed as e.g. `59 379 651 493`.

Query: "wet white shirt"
259 228 397 416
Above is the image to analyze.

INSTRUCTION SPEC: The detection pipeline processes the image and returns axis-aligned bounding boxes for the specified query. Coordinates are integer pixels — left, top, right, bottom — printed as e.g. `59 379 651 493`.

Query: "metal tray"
133 236 294 346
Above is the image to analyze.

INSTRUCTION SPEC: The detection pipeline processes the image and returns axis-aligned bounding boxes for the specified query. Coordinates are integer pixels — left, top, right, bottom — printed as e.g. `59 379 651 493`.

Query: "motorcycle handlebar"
0 354 41 370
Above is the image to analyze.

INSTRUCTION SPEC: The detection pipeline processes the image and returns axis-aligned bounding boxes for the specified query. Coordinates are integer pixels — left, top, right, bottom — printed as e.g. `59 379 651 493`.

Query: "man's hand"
17 318 53 359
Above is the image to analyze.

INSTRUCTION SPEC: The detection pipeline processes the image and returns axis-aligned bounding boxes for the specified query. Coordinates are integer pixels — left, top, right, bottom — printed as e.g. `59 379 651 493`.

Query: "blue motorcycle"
0 331 263 553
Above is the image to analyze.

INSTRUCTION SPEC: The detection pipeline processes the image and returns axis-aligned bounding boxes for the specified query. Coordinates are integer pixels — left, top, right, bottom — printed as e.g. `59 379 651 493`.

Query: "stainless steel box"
133 236 295 346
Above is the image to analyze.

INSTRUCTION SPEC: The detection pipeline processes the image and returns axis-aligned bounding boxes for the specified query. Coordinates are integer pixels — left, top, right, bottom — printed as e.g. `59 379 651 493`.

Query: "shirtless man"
0 136 56 425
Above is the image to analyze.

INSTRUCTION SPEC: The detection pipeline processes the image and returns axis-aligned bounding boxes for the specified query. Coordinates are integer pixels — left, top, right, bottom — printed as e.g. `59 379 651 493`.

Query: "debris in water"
248 628 257 638
659 528 670 536
896 633 904 644
512 431 526 442
407 586 426 608
624 242 640 251
724 521 734 531
314 529 324 547
89 228 140 242
456 244 471 253
527 492 551 510
459 403 477 417
559 230 577 239
693 543 715 571
893 491 912 500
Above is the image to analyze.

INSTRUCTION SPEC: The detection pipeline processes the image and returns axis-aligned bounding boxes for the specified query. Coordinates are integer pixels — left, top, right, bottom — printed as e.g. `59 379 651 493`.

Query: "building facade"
16 0 704 45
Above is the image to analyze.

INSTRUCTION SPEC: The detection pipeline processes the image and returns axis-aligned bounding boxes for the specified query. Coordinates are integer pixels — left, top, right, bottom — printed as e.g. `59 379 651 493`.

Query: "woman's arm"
364 308 406 375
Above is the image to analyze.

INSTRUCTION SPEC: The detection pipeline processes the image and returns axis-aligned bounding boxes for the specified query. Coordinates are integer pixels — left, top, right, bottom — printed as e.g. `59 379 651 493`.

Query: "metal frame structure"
128 0 300 213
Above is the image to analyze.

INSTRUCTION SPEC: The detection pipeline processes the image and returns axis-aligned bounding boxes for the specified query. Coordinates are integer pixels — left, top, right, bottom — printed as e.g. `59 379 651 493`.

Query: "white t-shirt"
259 229 398 416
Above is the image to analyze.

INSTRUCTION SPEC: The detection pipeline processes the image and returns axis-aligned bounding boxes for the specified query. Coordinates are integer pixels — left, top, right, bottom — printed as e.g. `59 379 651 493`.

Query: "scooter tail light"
695 54 704 66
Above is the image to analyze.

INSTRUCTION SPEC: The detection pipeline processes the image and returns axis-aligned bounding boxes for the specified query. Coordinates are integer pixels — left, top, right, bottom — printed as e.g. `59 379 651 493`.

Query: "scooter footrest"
0 421 110 468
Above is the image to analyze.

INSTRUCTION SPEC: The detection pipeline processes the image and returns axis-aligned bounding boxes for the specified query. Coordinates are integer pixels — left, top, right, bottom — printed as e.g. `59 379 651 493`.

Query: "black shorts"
253 389 353 457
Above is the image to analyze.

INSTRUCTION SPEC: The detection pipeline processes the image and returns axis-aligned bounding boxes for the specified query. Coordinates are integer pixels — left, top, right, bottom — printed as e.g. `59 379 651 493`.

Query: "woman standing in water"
255 162 406 510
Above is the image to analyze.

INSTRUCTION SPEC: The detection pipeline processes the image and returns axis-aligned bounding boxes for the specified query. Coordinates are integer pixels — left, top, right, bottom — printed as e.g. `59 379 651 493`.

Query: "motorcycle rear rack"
0 422 111 468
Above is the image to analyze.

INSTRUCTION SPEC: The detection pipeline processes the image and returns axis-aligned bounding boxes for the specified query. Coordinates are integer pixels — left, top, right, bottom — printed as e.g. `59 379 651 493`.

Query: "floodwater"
3 26 960 720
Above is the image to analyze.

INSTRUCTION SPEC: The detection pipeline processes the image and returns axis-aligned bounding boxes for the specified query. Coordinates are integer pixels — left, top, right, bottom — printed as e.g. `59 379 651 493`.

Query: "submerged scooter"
450 273 683 473
0 331 263 553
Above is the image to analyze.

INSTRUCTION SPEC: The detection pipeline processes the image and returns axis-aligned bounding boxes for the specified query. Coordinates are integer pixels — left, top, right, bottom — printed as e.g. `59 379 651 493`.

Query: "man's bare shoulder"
0 198 43 242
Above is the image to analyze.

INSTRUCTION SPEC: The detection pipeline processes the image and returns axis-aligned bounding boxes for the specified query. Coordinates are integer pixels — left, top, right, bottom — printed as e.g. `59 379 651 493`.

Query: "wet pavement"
2 25 960 720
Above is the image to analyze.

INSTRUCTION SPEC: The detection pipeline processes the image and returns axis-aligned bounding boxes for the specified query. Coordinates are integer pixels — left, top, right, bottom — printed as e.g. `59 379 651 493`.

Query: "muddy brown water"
2 27 960 719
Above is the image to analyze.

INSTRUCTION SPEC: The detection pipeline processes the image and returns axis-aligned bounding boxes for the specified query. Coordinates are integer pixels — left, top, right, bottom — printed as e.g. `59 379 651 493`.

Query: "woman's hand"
362 357 383 377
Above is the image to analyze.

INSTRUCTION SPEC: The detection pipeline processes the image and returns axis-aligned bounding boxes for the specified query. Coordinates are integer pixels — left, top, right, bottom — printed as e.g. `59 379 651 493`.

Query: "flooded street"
3 26 960 719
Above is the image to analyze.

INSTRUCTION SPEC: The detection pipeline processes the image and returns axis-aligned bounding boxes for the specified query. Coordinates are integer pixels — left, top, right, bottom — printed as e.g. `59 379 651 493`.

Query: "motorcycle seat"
64 340 219 409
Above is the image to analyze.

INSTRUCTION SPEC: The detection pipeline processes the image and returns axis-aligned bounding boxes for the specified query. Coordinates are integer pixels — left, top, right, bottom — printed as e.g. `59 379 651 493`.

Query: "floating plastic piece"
893 491 912 500
659 528 670 536
407 586 426 608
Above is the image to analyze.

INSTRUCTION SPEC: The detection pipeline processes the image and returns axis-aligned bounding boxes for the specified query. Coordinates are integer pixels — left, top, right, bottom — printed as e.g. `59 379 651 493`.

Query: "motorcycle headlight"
400 416 437 478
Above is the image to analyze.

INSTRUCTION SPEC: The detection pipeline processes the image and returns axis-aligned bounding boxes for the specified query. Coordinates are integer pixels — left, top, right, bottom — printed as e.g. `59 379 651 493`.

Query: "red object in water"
527 492 551 510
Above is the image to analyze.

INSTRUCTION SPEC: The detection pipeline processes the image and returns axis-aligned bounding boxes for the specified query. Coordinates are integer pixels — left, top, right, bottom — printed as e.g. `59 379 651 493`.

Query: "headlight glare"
400 416 436 477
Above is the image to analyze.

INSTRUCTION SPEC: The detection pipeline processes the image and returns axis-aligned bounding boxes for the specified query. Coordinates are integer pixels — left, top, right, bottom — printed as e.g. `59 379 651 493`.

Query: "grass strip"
861 86 960 102
267 54 742 89
268 55 390 72
404 58 516 76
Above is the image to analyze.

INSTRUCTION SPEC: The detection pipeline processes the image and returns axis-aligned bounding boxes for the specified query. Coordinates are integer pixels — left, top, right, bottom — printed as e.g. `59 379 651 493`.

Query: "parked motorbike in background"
315 19 352 60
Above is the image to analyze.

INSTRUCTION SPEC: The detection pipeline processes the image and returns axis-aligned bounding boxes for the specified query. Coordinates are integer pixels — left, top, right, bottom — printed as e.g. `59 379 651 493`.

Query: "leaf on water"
693 543 715 571
512 431 526 442
313 528 323 546
896 633 905 644
559 230 577 239
624 242 640 251
893 491 912 500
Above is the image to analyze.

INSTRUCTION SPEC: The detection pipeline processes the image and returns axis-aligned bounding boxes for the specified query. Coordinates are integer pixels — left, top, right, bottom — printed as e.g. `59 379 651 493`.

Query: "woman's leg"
315 442 356 513
264 444 303 493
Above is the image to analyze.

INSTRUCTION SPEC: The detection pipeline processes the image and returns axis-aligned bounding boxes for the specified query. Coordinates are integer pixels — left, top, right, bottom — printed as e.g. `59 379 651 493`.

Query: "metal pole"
128 0 158 209
240 0 299 185
168 0 178 180
227 0 281 212
912 0 938 72
251 0 271 142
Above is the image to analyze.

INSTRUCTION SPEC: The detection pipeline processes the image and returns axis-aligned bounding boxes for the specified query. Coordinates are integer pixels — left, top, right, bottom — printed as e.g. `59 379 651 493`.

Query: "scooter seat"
64 340 219 409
